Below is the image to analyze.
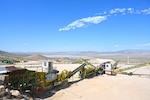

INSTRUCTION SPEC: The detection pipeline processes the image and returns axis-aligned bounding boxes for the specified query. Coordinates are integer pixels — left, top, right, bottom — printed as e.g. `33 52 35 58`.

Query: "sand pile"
49 74 150 100
45 65 150 100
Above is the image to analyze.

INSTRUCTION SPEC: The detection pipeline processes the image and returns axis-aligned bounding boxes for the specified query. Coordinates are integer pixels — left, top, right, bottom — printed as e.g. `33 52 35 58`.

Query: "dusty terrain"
40 64 150 100
1 50 150 100
2 61 150 100
14 59 150 100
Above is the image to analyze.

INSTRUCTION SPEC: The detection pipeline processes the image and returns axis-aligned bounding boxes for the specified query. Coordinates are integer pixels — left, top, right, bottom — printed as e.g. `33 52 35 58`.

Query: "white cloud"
110 8 126 14
109 7 150 15
59 16 107 31
127 8 134 14
142 43 150 46
103 11 107 14
141 8 150 14
134 10 141 14
59 7 150 31
134 8 150 15
114 45 119 48
137 43 150 47
95 11 107 16
144 43 150 46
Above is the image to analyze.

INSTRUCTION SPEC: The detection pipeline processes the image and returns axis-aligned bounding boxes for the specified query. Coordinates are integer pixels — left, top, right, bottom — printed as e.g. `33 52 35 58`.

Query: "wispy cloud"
127 8 134 14
114 45 119 48
137 43 150 47
59 7 150 31
59 16 107 31
140 8 150 14
109 8 150 15
110 8 126 14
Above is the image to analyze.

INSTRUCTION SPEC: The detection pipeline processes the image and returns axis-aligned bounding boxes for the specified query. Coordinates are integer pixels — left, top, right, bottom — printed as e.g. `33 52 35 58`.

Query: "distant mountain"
43 50 150 55
116 49 150 53
24 54 50 61
1 49 150 62
0 50 50 61
0 50 12 55
0 50 23 60
11 49 150 56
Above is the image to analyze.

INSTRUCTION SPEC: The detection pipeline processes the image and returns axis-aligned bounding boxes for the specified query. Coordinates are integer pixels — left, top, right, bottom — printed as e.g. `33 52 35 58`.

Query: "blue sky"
0 0 150 52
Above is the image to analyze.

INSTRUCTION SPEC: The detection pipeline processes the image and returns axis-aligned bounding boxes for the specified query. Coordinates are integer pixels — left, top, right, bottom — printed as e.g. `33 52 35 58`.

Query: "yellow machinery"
3 63 87 95
147 62 150 65
79 59 100 78
79 59 120 76
1 58 149 100
3 59 120 95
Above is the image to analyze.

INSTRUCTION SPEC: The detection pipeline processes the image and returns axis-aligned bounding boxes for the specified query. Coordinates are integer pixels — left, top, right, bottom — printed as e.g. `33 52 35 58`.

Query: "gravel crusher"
0 59 120 99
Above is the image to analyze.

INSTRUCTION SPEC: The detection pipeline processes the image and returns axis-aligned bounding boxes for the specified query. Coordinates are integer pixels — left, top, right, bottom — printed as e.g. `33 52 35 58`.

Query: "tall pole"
127 56 130 64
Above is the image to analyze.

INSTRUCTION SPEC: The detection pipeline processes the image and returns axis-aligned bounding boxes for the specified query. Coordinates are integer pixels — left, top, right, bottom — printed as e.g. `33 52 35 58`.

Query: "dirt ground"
13 60 150 100
36 65 150 100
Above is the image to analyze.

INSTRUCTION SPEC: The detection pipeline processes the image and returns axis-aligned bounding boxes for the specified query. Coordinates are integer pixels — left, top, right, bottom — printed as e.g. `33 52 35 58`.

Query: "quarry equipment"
0 55 150 100
80 59 119 76
82 59 150 77
148 62 150 65
65 63 87 79
79 59 101 78
0 62 88 96
0 59 120 99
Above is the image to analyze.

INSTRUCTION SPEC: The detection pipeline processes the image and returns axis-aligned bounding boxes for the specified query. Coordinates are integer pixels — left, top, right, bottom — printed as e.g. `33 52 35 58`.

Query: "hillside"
1 50 150 64
0 50 23 60
24 54 50 61
0 50 50 62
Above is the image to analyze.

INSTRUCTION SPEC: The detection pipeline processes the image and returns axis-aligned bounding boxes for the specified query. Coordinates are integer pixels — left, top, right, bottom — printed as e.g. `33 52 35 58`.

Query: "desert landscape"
37 63 150 100
1 1 150 100
0 50 150 100
50 73 150 100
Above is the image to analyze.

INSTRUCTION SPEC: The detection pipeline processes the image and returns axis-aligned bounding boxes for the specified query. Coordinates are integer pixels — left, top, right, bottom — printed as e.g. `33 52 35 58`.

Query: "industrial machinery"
80 59 149 77
99 60 120 75
79 59 101 78
0 57 149 100
0 62 88 95
0 59 120 98
0 59 148 99
80 59 120 76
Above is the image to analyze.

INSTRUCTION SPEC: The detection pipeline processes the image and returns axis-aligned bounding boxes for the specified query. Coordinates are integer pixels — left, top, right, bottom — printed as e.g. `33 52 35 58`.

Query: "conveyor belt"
66 63 86 78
